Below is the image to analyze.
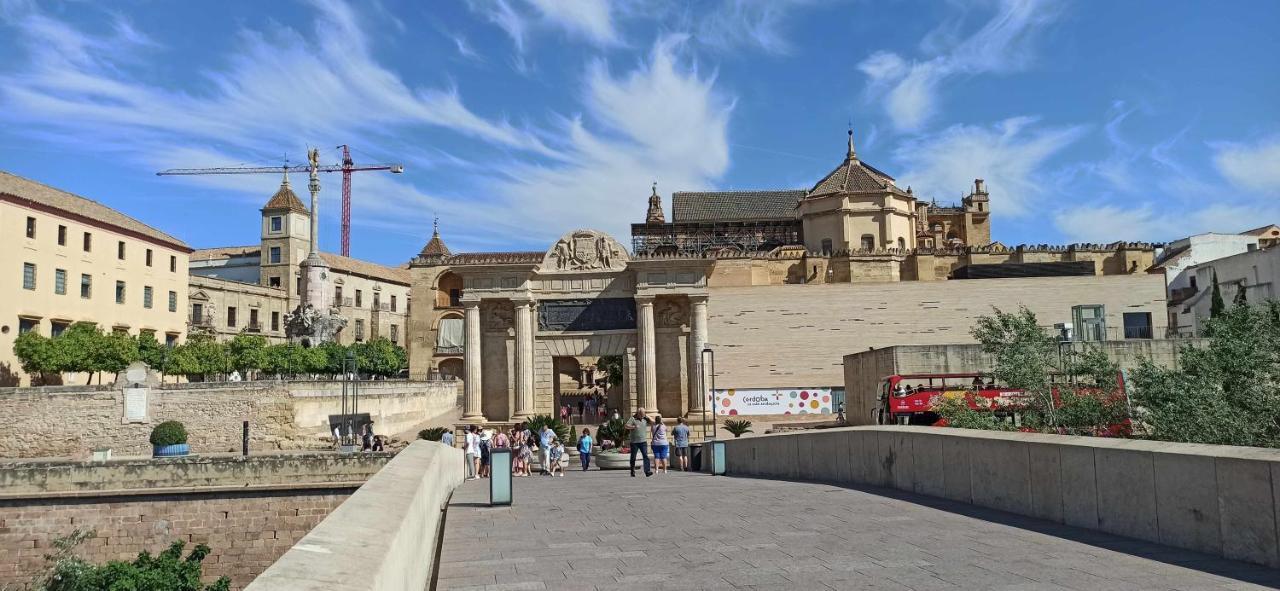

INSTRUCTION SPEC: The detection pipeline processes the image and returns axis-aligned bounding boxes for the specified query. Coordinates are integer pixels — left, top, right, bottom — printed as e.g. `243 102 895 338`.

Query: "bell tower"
259 170 312 302
645 182 666 225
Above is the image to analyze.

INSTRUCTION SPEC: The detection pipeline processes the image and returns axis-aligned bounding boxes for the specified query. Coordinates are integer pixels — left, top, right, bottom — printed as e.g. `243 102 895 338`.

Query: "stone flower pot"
152 443 189 458
595 451 632 470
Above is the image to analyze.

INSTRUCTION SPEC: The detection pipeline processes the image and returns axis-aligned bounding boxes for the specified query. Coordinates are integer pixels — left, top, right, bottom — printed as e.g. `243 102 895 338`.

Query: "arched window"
436 272 463 307
435 314 464 354
860 235 876 250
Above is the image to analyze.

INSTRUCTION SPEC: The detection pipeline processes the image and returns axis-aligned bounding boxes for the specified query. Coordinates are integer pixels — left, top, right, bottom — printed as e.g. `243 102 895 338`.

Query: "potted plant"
418 427 449 441
150 420 189 457
593 418 633 470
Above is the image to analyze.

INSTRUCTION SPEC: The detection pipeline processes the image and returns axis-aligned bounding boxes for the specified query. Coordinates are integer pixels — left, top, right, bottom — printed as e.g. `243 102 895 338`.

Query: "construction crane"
157 146 403 256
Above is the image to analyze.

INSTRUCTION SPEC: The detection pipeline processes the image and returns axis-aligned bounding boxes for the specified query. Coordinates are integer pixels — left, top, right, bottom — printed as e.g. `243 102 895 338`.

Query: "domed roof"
261 171 309 214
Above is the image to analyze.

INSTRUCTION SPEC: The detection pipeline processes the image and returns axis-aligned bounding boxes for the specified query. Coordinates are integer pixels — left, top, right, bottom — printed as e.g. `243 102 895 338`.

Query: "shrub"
931 393 1014 431
525 414 571 445
595 418 627 446
149 421 188 447
418 427 449 441
723 419 753 438
41 536 229 591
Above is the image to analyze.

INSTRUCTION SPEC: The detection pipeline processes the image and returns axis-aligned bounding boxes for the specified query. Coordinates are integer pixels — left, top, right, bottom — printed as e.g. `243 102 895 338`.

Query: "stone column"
462 301 483 421
513 298 535 420
636 296 658 412
687 295 709 415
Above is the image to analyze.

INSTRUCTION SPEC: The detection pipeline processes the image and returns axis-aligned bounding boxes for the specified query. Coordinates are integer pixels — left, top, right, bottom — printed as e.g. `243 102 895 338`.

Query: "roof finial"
651 181 658 197
846 124 857 160
432 215 439 236
281 167 290 187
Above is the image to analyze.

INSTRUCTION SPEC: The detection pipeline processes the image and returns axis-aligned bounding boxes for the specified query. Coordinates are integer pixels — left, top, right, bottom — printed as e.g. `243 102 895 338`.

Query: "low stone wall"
722 426 1280 568
0 380 460 459
0 453 396 589
0 452 390 495
246 441 465 591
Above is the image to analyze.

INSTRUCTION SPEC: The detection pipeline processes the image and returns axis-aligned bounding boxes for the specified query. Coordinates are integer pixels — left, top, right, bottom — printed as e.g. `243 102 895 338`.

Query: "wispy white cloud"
1213 136 1280 195
451 33 483 61
467 0 619 52
858 0 1062 132
694 0 814 55
1054 202 1280 243
893 116 1085 216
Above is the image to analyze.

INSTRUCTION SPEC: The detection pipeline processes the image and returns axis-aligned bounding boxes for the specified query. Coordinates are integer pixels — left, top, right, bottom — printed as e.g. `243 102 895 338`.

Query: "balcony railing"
189 314 214 327
435 345 464 355
245 322 263 333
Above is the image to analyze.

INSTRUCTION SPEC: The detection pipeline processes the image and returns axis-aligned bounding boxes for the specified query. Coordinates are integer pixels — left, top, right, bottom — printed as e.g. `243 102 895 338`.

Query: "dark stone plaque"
538 298 636 331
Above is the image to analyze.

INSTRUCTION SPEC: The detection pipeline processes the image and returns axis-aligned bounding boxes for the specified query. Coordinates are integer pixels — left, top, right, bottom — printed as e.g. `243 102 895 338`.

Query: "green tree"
57 322 105 383
42 538 229 591
598 355 624 389
94 331 138 378
970 306 1058 427
723 419 753 437
136 332 167 370
228 334 268 376
317 341 348 375
1210 271 1226 319
13 331 54 376
358 338 404 377
165 333 228 381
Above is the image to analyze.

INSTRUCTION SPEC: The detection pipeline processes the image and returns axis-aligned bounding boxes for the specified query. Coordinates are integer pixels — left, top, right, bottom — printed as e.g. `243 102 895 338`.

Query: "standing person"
493 428 510 450
651 416 670 474
517 433 533 476
464 425 480 480
560 404 569 423
441 428 456 448
577 428 593 471
612 408 621 421
539 424 555 476
672 418 691 471
478 427 493 478
624 408 653 477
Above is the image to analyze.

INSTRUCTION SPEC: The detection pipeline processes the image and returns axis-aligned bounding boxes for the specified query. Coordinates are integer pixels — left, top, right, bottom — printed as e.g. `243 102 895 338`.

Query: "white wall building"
1151 231 1262 333
1175 245 1280 334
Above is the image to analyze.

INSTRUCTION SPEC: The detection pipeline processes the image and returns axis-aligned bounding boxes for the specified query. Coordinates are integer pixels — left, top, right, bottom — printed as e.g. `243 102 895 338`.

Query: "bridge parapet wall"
722 427 1280 568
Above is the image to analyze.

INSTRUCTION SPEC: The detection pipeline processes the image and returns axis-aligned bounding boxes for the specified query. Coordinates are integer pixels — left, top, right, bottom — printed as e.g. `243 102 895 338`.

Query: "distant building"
189 173 411 347
0 171 191 385
1175 244 1279 334
1150 227 1277 334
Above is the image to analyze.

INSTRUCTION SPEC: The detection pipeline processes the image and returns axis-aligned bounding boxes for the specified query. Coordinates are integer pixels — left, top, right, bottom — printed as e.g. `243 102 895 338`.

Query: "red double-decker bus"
871 373 1032 426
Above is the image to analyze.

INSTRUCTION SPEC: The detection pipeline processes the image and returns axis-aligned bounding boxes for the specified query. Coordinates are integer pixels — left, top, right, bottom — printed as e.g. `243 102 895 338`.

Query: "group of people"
558 392 612 424
439 407 694 479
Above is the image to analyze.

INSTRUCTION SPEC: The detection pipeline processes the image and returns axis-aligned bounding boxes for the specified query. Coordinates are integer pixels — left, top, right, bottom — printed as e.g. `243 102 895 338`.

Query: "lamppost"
701 346 716 439
340 350 360 450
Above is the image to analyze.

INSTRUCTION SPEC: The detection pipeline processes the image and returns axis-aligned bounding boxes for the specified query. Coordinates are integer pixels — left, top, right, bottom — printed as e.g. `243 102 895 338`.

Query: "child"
548 438 566 477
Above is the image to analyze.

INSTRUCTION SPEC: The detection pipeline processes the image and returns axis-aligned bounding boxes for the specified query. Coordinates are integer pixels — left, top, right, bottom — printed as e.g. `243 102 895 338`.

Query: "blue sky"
1 0 1278 265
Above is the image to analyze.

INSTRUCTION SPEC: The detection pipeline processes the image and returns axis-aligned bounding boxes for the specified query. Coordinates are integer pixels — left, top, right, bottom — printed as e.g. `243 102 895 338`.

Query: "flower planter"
152 443 189 458
595 452 632 470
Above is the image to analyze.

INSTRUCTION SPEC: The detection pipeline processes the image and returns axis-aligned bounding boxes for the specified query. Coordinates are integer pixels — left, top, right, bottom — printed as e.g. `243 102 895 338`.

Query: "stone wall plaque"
123 387 149 423
538 298 636 332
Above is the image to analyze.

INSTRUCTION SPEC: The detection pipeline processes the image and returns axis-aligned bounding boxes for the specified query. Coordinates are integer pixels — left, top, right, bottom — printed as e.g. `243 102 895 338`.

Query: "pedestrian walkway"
437 470 1280 591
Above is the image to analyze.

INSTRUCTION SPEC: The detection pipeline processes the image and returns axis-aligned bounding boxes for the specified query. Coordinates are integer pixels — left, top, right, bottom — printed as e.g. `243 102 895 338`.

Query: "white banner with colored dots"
710 388 834 416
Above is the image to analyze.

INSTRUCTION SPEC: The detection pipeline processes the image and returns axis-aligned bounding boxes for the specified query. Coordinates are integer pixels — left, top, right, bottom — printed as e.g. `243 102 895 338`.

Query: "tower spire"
645 181 666 225
846 126 857 161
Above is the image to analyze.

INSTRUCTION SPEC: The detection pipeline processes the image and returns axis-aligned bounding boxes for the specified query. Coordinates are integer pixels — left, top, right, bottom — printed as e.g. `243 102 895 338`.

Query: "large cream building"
1 171 191 385
188 174 411 346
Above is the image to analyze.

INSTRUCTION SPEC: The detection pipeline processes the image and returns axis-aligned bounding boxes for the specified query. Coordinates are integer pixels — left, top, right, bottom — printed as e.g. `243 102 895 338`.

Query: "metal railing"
189 313 214 327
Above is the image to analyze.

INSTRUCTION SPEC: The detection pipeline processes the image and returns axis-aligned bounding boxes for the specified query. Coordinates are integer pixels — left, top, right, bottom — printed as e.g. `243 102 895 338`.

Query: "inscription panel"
538 298 636 332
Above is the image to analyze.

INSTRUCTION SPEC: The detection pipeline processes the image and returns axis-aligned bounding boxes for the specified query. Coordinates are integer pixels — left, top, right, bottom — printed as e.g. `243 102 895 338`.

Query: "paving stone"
436 471 1280 591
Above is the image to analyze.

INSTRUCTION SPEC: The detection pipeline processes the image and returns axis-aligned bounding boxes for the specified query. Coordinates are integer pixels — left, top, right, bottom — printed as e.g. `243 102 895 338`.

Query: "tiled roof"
191 245 260 260
261 176 308 214
0 170 190 250
419 230 451 257
319 252 411 285
671 190 806 223
808 157 903 196
1241 223 1280 237
446 251 545 265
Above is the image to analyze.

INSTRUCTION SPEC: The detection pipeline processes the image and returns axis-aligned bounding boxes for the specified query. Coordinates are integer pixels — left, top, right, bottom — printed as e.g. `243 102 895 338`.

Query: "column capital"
634 294 656 305
510 296 536 307
688 294 709 304
461 298 482 309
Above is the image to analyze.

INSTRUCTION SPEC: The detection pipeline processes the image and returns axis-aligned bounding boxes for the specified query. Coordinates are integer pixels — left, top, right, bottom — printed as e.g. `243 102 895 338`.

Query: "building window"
25 217 36 239
391 295 397 312
170 255 177 272
390 324 398 344
269 246 281 264
227 306 237 328
143 286 153 309
117 241 125 260
168 291 177 312
1072 305 1106 342
18 317 38 335
191 303 204 325
83 232 92 252
165 333 178 347
1123 312 1153 340
249 309 259 329
355 289 363 307
820 239 832 255
54 269 66 295
269 276 281 288
335 286 343 305
296 277 302 296
270 216 283 233
271 311 280 332
57 225 67 246
354 319 365 341
80 274 92 299
373 292 381 309
115 280 126 304
51 321 69 338
897 237 906 250
145 249 153 267
860 234 876 251
23 263 36 290
449 288 461 307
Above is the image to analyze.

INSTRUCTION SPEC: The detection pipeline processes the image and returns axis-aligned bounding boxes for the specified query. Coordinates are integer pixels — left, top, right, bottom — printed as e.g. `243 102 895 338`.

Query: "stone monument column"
636 296 658 412
687 295 709 415
513 298 535 420
462 301 483 421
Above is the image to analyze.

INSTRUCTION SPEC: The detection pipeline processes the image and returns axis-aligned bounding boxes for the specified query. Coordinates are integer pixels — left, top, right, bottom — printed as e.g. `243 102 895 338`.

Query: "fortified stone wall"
0 380 459 459
707 274 1168 390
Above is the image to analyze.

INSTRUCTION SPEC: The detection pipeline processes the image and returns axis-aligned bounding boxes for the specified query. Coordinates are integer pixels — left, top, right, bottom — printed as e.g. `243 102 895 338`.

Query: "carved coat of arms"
545 230 628 272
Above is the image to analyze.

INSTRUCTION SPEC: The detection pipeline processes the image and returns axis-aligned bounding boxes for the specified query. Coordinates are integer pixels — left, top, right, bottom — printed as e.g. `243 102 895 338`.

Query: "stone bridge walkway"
437 470 1280 591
